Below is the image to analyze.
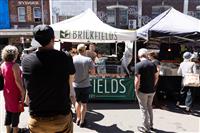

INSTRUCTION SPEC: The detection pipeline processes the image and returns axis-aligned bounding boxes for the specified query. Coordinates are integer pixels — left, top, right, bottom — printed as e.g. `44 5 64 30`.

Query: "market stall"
51 9 136 43
51 9 137 100
137 7 200 100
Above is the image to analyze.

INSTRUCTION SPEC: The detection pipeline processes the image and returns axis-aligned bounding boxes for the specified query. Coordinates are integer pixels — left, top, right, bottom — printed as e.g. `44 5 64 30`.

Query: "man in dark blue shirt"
135 48 158 133
22 25 75 133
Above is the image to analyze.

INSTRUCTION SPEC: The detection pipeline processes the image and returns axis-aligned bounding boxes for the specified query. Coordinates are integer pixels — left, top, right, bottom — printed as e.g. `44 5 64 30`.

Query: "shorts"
29 113 73 133
5 111 20 127
74 87 90 103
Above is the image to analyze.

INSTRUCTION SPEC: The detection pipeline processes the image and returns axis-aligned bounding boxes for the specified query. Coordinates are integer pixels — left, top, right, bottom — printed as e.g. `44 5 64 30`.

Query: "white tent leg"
134 41 137 74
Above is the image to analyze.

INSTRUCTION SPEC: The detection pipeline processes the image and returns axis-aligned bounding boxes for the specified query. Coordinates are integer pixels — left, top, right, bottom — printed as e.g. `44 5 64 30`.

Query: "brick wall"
9 0 50 29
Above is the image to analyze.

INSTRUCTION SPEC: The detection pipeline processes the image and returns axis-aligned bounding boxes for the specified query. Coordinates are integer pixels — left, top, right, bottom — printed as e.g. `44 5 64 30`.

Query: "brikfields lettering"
60 30 117 40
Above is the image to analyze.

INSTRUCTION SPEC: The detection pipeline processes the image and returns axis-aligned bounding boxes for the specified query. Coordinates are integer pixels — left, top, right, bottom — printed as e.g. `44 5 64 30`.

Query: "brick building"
9 0 50 29
97 0 200 29
0 0 50 50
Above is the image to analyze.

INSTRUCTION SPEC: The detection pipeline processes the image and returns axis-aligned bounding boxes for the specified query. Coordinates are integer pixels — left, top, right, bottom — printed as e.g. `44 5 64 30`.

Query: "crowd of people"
0 24 198 133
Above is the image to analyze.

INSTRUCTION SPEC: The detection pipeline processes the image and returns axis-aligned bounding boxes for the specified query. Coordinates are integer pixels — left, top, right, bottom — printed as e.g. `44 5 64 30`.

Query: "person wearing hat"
21 25 75 133
73 43 95 127
176 51 197 113
135 48 159 132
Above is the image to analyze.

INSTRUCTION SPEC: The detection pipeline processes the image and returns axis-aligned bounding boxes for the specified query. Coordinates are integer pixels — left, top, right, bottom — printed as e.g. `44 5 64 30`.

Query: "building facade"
0 0 50 51
97 0 200 29
9 0 50 29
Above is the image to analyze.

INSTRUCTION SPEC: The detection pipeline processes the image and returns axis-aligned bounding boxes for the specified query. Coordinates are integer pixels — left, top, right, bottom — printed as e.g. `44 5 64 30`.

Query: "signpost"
89 77 135 100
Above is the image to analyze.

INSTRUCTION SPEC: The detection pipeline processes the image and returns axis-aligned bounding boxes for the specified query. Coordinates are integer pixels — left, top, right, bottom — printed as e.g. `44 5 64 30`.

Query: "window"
152 5 171 18
106 9 116 26
119 9 128 26
33 7 41 22
195 11 200 19
18 7 26 22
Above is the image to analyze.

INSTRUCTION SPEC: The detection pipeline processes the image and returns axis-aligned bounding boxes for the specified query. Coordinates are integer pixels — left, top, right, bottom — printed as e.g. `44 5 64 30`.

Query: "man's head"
89 43 96 51
138 48 148 59
77 44 87 54
33 25 55 47
148 51 158 60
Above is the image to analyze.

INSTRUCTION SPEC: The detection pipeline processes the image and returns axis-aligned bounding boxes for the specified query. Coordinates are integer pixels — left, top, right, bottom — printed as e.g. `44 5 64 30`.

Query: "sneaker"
186 107 190 111
185 107 192 114
137 126 150 133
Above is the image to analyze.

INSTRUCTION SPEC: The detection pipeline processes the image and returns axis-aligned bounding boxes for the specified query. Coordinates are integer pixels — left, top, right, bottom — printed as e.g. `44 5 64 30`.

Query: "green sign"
89 77 135 100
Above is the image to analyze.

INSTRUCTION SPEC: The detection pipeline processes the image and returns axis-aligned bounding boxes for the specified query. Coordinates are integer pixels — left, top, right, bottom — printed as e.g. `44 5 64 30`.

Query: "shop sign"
18 1 40 6
60 30 117 41
89 77 135 100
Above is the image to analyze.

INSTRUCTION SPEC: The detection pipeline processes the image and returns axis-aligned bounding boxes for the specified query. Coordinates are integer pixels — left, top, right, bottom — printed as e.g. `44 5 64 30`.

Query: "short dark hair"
33 25 54 47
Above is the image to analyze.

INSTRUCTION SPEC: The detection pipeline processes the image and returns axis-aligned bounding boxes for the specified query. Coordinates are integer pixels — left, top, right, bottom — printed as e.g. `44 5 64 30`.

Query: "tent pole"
134 40 137 73
115 42 118 55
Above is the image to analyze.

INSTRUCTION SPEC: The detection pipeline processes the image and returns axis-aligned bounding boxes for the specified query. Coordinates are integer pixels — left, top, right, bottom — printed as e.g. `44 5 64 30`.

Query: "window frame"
33 7 41 22
18 7 26 22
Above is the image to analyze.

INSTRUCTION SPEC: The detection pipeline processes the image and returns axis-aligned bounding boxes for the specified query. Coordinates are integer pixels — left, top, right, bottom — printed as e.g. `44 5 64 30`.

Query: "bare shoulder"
12 63 20 70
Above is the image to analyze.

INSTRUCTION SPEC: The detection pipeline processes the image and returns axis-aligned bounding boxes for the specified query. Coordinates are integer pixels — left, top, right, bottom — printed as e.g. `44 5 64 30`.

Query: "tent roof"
137 7 200 41
51 9 136 43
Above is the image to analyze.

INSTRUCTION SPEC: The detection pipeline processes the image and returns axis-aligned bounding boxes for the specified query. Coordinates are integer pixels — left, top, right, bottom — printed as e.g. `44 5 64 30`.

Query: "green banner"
89 77 135 100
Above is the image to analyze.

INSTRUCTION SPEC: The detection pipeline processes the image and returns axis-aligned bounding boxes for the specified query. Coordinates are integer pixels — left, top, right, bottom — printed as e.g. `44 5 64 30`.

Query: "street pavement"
0 91 200 133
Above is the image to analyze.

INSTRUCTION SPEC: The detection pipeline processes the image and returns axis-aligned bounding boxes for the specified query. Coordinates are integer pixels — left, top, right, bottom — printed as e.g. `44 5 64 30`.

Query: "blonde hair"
1 45 19 62
77 44 86 53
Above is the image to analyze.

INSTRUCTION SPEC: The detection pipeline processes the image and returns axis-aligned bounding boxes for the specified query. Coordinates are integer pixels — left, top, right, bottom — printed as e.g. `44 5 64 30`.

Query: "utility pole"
138 0 142 28
49 0 52 24
183 0 189 14
92 0 97 14
41 0 44 24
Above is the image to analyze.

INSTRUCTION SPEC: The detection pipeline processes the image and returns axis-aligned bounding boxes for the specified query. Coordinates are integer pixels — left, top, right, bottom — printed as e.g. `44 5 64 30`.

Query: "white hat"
138 48 148 57
183 52 192 59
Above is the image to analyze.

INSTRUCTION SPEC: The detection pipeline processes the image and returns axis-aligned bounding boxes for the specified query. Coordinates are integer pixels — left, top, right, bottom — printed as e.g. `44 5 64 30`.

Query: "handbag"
0 74 4 91
183 73 200 87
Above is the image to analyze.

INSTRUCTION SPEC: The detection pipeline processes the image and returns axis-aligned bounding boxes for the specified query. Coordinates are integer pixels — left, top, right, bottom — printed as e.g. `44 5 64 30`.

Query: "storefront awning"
0 29 33 37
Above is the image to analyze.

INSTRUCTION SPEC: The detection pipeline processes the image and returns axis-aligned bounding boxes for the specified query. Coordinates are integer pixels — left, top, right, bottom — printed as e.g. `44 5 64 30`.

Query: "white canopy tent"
137 7 200 42
51 9 136 43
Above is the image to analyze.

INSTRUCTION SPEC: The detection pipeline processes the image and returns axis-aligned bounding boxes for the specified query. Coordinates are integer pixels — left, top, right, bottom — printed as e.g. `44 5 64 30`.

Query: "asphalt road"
0 91 200 133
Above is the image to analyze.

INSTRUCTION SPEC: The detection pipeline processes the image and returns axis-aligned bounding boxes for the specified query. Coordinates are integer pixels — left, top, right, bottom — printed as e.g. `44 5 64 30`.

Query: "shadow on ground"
152 128 176 133
88 100 200 117
80 110 134 133
159 101 200 117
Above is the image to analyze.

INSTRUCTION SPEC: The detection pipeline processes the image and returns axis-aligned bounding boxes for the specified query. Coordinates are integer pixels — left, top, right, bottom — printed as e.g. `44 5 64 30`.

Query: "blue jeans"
179 87 195 108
